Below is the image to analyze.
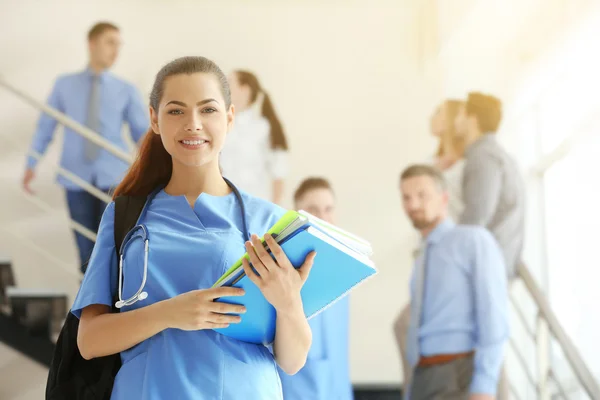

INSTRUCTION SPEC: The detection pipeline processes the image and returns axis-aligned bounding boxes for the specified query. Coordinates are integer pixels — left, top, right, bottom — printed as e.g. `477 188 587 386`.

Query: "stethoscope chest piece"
115 291 148 309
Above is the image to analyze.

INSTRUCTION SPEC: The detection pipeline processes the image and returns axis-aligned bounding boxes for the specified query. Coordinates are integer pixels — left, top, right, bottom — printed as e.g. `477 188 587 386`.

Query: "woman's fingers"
298 251 317 283
206 312 242 324
250 234 277 269
205 286 245 300
242 257 263 286
205 322 233 329
245 240 269 276
264 234 290 269
208 300 246 315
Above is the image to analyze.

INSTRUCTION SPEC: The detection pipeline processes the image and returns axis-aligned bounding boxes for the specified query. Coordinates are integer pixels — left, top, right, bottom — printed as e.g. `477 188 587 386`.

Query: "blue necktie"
406 242 428 369
84 74 101 162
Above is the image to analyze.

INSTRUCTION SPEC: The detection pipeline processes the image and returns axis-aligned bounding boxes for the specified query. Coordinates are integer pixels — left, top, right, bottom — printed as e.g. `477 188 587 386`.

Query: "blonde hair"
435 100 465 158
466 92 502 133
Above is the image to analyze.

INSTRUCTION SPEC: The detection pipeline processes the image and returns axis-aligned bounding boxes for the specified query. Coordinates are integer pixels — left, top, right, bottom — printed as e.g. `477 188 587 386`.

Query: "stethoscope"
115 178 250 309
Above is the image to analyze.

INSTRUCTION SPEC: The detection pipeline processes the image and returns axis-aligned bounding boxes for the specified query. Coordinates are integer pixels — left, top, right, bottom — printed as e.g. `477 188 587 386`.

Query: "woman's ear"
227 104 235 131
149 107 160 135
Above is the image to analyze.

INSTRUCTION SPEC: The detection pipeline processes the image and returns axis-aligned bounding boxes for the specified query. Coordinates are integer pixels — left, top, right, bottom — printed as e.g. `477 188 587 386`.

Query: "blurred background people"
279 177 353 400
455 92 525 280
393 98 465 393
430 99 466 220
22 21 149 272
454 92 526 400
400 164 509 400
220 70 289 205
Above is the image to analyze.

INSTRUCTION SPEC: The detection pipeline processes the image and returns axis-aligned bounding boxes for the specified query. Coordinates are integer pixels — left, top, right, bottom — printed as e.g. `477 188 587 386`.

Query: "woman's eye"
167 109 183 115
202 107 217 113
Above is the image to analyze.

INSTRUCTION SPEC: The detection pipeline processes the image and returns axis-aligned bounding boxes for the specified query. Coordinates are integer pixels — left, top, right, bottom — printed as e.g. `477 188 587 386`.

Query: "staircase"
0 259 64 368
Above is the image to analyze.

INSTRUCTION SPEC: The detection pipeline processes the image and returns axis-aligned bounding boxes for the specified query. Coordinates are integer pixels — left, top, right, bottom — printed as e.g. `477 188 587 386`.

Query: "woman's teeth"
181 140 206 145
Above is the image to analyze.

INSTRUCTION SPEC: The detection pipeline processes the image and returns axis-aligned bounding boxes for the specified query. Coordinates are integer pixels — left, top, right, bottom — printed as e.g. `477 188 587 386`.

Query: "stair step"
0 313 55 367
0 259 16 307
7 287 68 340
6 287 67 298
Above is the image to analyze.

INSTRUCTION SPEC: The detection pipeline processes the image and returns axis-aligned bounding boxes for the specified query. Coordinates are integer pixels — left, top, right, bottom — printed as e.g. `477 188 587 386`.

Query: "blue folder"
213 225 376 344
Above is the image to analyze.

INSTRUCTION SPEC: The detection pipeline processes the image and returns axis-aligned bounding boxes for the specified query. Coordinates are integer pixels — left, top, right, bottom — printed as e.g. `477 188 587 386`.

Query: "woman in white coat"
220 70 289 205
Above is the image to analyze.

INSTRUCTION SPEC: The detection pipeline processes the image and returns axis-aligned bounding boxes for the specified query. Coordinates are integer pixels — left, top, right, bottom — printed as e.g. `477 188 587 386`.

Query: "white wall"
0 0 440 394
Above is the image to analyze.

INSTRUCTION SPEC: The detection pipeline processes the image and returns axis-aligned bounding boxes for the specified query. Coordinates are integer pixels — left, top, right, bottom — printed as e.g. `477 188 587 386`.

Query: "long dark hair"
234 70 288 151
113 56 231 199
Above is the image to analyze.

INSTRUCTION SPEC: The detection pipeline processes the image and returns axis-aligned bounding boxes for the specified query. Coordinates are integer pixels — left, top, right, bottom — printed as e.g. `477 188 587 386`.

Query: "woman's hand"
164 287 247 331
242 233 316 312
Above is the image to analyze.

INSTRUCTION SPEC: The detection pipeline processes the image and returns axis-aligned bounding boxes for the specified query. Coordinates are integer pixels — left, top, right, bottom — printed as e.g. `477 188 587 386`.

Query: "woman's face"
150 72 234 168
228 72 252 111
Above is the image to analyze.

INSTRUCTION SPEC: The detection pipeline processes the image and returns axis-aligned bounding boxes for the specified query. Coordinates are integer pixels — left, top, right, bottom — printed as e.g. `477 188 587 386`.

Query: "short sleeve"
71 202 118 318
267 149 289 179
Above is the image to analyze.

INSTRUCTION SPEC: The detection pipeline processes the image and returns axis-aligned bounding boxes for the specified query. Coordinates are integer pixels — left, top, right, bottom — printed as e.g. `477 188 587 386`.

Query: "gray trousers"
410 355 475 400
393 305 509 399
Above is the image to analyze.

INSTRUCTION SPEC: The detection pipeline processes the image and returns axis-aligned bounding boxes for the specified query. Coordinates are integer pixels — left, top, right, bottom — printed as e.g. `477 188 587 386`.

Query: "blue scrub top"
71 189 287 400
279 296 353 400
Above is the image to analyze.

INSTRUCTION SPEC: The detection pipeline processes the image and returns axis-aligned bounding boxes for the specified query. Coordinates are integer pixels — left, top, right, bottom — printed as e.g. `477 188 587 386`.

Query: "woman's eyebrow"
165 99 219 107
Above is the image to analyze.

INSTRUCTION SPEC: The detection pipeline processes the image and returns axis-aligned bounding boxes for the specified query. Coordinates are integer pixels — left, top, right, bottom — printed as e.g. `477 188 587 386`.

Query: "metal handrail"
518 263 600 399
509 338 538 389
27 149 112 205
532 112 600 175
0 76 132 242
0 226 81 282
0 77 133 164
1 129 114 206
510 293 536 339
548 369 570 400
21 192 97 242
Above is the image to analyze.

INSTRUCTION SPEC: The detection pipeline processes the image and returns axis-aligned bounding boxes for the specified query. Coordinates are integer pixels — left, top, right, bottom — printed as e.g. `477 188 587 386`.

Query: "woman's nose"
185 114 203 131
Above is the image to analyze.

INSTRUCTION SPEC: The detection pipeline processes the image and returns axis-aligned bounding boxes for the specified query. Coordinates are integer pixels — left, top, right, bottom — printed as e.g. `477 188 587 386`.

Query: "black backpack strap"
111 195 147 310
113 196 147 252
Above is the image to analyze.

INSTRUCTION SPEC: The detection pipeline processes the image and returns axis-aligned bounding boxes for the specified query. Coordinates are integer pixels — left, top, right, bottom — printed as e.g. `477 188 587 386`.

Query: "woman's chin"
174 156 214 169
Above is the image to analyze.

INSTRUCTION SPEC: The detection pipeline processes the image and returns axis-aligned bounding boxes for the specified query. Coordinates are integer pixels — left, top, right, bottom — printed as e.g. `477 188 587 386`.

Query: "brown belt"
417 351 474 367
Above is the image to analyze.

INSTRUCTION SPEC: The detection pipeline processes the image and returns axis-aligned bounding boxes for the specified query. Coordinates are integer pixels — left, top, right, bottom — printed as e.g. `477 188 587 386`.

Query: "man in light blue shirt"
399 164 509 400
22 22 149 271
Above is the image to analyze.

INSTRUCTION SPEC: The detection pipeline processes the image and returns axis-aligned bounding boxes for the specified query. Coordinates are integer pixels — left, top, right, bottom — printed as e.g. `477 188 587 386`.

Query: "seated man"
278 177 353 400
399 165 509 400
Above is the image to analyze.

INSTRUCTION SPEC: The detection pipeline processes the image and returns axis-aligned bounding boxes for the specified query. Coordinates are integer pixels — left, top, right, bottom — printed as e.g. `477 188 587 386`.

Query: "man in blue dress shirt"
399 164 509 400
22 22 149 271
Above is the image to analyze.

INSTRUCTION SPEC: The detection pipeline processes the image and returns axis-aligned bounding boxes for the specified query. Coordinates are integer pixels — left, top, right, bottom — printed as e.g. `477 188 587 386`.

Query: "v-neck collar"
154 189 237 230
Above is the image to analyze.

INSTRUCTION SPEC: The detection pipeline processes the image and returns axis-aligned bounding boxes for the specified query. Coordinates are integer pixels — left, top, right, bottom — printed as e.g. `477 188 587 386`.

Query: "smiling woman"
113 58 234 199
71 56 317 400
